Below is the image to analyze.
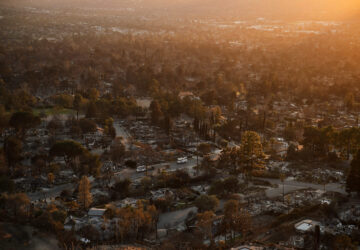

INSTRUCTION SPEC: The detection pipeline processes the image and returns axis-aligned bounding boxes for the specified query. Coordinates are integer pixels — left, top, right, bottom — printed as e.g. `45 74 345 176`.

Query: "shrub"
125 160 137 168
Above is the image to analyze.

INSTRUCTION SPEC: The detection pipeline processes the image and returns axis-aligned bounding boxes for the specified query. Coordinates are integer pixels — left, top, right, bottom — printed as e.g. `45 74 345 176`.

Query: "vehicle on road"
177 157 188 164
136 165 147 172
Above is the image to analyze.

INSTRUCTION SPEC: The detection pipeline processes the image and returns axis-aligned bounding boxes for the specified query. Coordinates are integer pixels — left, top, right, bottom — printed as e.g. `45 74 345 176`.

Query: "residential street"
28 183 75 201
114 157 201 181
254 177 346 198
158 206 197 229
27 157 202 202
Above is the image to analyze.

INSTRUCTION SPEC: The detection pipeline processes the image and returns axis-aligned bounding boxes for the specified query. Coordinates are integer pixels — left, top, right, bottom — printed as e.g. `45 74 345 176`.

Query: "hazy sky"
2 0 360 20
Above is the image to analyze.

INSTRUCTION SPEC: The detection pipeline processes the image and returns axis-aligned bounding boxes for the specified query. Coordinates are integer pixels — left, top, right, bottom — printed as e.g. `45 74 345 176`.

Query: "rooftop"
88 208 106 217
294 219 320 232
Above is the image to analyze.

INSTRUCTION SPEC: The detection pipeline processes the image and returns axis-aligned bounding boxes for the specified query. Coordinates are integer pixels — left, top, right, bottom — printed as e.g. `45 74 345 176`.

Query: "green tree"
283 125 297 142
47 116 63 135
113 178 131 199
302 126 335 158
80 152 102 177
73 94 83 120
0 175 15 193
110 138 126 163
0 105 9 134
50 140 85 170
286 143 298 161
11 89 37 110
334 128 360 160
218 147 239 173
208 177 240 196
51 94 74 108
150 100 163 125
208 179 225 196
140 176 152 191
88 88 100 101
344 92 355 111
3 193 30 217
4 136 22 168
200 156 216 176
0 148 7 175
31 154 47 176
149 79 161 96
346 150 360 195
86 101 97 118
194 195 219 212
223 176 240 194
79 118 97 134
104 118 116 138
163 114 173 135
197 143 212 156
9 111 40 137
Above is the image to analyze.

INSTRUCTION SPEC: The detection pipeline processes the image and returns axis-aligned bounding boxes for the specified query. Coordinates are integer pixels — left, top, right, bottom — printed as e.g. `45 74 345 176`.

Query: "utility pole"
280 173 285 203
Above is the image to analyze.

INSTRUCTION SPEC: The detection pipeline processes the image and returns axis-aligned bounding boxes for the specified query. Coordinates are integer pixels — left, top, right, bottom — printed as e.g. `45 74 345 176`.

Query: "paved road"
113 121 131 149
114 157 201 181
26 121 204 201
254 177 346 198
27 183 75 201
27 149 201 202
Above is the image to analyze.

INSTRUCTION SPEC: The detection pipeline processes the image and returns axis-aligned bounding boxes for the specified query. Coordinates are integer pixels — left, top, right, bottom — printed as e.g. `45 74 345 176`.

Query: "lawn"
32 107 76 116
